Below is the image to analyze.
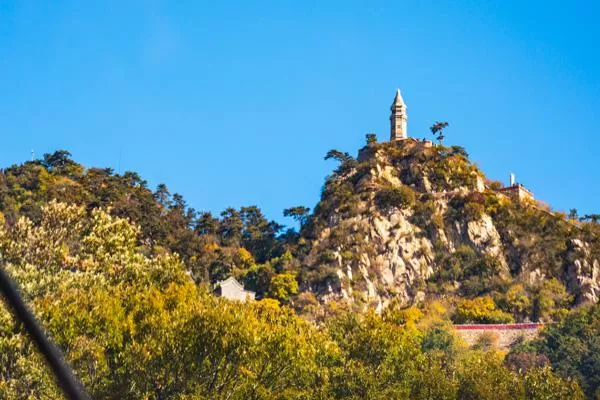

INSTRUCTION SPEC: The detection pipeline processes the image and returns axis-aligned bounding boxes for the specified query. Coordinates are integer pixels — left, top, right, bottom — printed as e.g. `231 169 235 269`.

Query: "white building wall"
219 280 255 302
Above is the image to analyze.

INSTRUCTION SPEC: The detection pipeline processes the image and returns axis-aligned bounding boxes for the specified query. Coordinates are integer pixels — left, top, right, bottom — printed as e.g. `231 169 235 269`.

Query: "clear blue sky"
1 1 598 225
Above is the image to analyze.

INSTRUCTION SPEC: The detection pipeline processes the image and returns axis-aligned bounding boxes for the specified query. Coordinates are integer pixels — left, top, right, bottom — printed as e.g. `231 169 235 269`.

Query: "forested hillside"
0 150 296 299
0 147 599 399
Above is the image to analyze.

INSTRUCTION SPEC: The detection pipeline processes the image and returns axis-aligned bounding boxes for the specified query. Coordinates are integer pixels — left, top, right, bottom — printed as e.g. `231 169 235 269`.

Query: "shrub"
235 247 255 269
473 331 500 351
375 185 416 211
383 304 424 325
505 352 549 373
454 296 514 324
497 283 532 322
422 325 457 354
319 249 337 263
294 292 321 320
267 272 299 303
410 199 438 229
464 202 485 220
484 192 503 215
532 278 572 322
450 146 469 158
487 180 504 191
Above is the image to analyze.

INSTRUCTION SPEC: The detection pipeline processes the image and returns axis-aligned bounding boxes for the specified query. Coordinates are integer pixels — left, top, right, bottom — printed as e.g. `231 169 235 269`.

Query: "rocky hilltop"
298 138 600 320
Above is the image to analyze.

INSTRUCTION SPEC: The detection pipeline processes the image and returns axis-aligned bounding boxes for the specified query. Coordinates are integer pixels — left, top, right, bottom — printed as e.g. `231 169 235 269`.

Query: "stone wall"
455 323 542 349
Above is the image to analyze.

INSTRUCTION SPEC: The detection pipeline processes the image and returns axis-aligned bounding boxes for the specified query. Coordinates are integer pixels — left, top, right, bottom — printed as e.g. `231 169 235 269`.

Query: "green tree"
267 272 299 303
411 352 458 400
532 278 572 322
430 121 449 145
457 351 523 400
324 149 353 164
153 183 171 207
500 283 532 322
536 303 600 397
327 312 423 399
365 133 377 145
195 211 219 235
523 367 584 400
324 149 357 176
42 150 75 172
283 206 311 228
581 214 600 223
568 208 578 220
243 263 275 297
239 206 282 263
218 207 244 246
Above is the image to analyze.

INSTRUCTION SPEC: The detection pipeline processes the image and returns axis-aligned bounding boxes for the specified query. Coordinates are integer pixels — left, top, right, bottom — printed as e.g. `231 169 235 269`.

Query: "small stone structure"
496 173 534 203
498 184 534 203
455 323 542 349
214 277 255 302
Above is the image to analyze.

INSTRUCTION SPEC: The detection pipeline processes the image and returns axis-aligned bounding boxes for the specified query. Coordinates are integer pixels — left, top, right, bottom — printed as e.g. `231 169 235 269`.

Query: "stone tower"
390 89 408 141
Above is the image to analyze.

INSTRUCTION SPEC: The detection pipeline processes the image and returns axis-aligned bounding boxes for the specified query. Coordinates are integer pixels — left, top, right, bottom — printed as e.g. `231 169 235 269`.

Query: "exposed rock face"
566 239 600 303
464 215 508 273
302 140 600 312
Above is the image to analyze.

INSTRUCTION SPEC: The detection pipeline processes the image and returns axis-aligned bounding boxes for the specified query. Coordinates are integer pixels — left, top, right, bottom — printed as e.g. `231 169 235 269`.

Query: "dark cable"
0 266 91 400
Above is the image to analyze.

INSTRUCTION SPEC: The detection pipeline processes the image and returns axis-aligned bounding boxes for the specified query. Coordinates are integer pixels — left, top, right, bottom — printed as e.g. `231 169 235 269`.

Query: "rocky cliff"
298 139 600 320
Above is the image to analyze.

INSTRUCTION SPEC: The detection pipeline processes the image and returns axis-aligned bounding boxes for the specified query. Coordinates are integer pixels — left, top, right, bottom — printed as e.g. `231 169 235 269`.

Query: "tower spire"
390 89 408 141
393 88 404 104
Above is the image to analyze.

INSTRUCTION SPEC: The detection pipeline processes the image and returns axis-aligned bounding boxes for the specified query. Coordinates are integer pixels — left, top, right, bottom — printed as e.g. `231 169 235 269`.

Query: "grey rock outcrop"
302 141 600 312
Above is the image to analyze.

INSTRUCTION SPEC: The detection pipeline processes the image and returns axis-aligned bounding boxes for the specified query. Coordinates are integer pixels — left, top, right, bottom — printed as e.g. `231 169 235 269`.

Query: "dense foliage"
507 303 600 399
0 204 583 398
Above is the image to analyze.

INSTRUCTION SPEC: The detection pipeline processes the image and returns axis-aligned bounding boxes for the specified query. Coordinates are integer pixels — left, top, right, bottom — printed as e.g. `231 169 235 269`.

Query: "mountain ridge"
1 141 599 325
296 137 599 322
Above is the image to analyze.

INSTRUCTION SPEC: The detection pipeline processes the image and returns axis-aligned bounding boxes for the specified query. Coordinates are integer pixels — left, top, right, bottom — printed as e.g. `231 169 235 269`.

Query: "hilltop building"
387 90 533 204
390 89 408 141
498 173 534 203
214 277 255 302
